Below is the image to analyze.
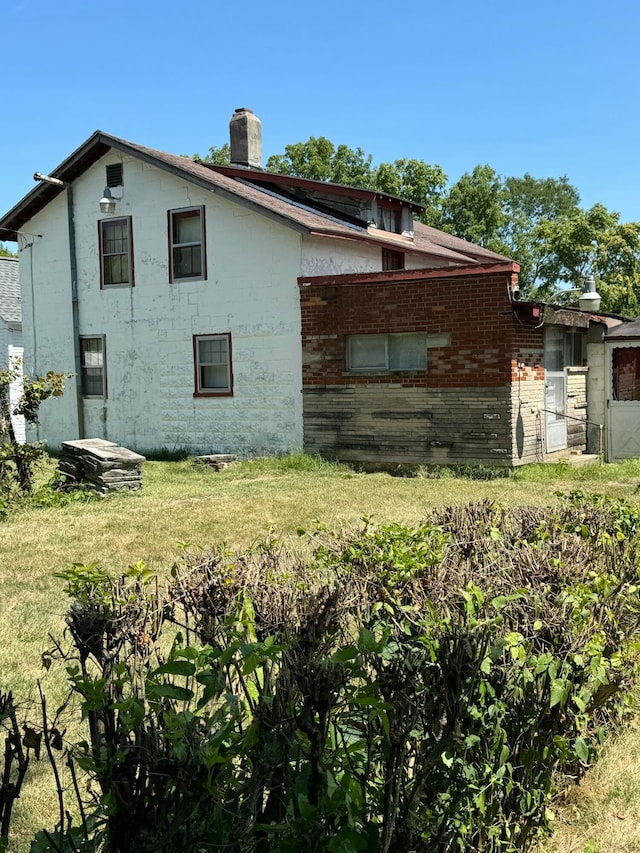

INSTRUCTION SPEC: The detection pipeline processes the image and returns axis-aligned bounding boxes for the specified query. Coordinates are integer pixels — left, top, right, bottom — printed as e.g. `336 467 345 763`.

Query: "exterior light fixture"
578 274 601 312
99 187 116 214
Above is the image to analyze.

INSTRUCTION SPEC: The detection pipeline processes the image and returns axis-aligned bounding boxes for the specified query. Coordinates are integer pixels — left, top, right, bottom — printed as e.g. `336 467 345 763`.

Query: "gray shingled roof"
0 257 20 324
0 130 516 271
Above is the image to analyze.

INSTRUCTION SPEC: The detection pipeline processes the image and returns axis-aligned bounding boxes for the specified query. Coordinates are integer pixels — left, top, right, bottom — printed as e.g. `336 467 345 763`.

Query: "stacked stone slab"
59 439 145 493
193 454 237 471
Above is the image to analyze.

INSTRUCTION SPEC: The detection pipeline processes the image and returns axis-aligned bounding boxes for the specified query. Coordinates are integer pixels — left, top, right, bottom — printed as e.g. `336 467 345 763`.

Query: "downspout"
66 185 85 439
33 173 85 439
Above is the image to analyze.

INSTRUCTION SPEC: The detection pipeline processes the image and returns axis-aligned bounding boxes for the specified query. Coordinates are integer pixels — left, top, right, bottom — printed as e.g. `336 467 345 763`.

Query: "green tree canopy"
441 165 507 248
198 133 640 316
266 136 374 187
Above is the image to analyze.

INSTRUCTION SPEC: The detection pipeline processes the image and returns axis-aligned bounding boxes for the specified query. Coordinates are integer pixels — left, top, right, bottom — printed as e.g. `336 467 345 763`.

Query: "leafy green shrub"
30 493 640 852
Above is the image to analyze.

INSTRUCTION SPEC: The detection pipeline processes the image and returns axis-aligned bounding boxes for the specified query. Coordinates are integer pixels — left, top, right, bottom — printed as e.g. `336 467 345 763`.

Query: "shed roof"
0 256 20 325
604 316 640 339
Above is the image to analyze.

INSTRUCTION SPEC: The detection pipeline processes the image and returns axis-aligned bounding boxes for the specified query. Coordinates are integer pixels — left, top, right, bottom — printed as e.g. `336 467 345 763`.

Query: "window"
347 333 427 372
612 347 640 401
169 206 206 281
80 336 106 397
194 334 232 395
382 249 405 271
375 202 401 233
99 217 133 286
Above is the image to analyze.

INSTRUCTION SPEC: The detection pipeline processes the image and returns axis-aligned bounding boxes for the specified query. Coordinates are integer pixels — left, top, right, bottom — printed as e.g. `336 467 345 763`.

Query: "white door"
607 343 640 461
545 328 567 453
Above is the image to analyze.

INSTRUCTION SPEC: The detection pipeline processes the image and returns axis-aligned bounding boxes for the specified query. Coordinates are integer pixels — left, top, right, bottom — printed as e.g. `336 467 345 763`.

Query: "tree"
0 365 70 498
441 165 507 248
500 174 581 296
192 143 231 165
0 244 17 258
535 204 640 315
266 136 374 186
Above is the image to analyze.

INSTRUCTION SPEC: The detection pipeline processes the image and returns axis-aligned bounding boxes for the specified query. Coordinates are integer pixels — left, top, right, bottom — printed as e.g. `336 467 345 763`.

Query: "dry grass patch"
541 721 640 853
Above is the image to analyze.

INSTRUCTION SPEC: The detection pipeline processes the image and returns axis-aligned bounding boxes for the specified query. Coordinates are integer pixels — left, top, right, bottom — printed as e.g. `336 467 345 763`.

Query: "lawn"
3 452 640 851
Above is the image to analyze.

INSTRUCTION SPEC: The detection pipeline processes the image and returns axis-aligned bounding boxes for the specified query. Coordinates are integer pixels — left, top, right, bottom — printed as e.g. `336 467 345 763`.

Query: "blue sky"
2 0 639 248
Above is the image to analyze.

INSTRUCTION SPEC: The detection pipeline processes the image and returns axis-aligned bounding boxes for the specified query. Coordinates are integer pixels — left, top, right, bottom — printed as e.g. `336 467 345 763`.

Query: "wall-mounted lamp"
99 187 116 214
578 274 601 312
546 274 602 313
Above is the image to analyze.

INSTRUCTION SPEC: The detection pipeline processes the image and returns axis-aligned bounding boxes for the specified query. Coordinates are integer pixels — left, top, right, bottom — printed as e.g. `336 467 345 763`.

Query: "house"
0 256 25 444
0 109 629 465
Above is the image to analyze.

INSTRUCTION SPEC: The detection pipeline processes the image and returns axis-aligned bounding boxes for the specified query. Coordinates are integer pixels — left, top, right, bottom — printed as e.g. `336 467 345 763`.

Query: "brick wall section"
300 272 551 466
301 274 521 388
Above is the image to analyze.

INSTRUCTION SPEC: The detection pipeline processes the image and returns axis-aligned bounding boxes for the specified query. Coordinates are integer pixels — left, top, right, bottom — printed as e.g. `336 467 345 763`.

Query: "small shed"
603 318 640 461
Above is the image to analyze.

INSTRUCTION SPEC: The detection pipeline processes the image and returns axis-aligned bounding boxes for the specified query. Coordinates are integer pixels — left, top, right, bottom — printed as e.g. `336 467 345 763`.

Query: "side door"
544 326 567 453
607 342 640 460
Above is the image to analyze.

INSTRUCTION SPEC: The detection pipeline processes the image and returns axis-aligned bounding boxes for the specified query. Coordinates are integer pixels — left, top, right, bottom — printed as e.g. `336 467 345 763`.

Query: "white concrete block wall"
19 193 80 445
20 153 310 455
301 235 445 277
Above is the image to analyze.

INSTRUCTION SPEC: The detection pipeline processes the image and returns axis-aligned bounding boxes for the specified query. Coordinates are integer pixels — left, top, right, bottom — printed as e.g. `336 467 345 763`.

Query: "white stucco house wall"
0 256 25 444
0 109 511 457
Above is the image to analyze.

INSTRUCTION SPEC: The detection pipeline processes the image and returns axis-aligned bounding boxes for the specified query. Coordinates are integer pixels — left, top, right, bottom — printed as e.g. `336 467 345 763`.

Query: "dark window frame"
193 333 233 397
99 217 134 288
382 248 405 271
169 206 207 282
80 335 107 398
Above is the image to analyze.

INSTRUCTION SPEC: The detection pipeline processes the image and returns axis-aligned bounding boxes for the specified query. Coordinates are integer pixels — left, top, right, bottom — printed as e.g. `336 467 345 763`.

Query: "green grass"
3 452 640 850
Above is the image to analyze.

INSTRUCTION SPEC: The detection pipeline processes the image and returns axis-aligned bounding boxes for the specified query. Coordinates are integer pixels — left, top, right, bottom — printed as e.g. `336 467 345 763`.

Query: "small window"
194 333 232 396
382 249 405 271
80 336 106 397
347 333 427 372
169 206 206 281
99 217 133 287
612 347 640 401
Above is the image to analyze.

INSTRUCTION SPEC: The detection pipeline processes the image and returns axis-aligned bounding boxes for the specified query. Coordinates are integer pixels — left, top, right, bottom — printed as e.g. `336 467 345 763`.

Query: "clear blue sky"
2 0 639 249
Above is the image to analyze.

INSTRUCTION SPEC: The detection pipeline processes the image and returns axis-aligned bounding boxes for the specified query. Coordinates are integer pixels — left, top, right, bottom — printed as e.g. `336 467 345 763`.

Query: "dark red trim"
168 205 207 283
192 332 233 397
205 164 425 211
298 262 520 288
99 216 134 288
167 209 173 284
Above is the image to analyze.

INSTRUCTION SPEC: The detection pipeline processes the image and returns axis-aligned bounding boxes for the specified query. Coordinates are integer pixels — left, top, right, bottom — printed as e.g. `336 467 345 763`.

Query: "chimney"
229 107 262 170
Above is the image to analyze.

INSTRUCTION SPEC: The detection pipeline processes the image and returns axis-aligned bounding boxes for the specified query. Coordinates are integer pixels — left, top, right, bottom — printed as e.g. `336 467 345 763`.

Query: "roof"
0 131 516 269
604 316 640 339
0 256 20 325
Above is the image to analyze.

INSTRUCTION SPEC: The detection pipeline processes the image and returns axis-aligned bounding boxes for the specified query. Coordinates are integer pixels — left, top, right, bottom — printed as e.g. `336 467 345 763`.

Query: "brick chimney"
229 107 262 170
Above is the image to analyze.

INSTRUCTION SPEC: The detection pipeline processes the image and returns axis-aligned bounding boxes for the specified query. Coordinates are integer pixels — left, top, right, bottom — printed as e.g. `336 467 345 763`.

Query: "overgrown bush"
0 364 71 506
22 492 640 852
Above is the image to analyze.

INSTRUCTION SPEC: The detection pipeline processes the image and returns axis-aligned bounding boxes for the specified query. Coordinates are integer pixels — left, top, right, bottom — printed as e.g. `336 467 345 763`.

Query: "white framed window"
80 336 106 397
347 333 427 372
169 206 206 281
194 333 232 396
99 217 133 286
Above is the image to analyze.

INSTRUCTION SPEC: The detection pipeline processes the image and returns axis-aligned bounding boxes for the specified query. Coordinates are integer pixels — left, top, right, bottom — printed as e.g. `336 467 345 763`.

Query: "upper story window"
347 333 427 372
99 217 133 287
382 249 405 271
169 206 206 281
375 202 401 233
194 333 232 396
